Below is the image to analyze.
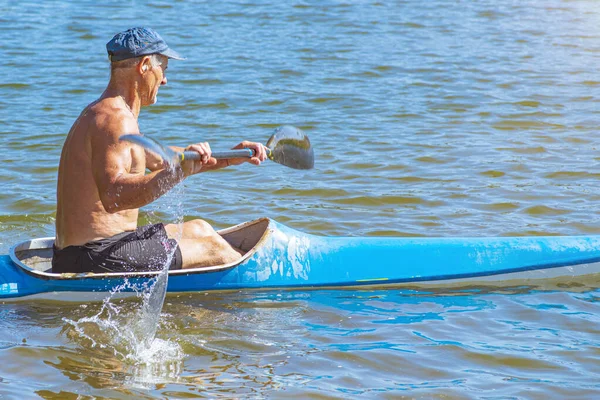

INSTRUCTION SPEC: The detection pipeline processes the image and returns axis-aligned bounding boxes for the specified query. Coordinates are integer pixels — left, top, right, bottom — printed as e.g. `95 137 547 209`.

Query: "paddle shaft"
181 148 272 162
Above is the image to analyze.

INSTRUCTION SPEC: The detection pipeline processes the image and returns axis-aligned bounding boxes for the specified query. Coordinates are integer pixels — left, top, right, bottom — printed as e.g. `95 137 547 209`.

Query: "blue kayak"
1 218 600 301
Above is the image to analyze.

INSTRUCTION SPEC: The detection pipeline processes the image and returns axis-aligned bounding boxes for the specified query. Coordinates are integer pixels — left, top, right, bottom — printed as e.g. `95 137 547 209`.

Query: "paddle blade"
119 134 179 165
266 126 314 170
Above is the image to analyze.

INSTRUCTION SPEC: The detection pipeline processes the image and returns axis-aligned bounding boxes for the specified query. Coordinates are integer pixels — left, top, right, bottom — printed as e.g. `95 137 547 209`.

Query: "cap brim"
160 47 186 61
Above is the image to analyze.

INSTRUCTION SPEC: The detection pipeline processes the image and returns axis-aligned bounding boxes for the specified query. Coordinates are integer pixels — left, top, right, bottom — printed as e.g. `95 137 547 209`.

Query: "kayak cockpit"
9 218 272 279
11 238 54 273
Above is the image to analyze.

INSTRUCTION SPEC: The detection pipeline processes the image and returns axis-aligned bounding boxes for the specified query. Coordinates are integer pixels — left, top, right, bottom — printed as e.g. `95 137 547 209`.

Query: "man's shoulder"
89 99 137 136
90 98 133 124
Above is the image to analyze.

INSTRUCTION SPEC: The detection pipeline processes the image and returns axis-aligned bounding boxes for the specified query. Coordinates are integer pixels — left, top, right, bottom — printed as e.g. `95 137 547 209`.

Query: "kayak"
2 218 600 301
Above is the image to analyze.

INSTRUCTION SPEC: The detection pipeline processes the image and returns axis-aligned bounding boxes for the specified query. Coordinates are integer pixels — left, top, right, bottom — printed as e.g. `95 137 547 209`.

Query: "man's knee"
181 237 241 268
185 219 215 237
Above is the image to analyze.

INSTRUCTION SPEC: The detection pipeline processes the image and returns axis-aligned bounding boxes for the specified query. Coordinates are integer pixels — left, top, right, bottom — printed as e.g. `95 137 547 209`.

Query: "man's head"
106 28 184 106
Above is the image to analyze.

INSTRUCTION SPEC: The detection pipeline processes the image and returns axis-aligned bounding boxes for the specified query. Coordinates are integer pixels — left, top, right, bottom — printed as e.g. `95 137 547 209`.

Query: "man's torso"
55 98 144 249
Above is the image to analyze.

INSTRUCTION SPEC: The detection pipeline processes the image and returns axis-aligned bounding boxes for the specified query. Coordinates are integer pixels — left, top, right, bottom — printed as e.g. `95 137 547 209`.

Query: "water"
2 288 600 398
1 0 600 397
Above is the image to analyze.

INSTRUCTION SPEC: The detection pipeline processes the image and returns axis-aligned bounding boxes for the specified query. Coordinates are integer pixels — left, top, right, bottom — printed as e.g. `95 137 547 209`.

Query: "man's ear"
138 56 152 74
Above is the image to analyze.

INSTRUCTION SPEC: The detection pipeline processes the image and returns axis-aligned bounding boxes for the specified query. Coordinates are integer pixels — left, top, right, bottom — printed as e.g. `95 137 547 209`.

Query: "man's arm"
145 148 166 171
91 114 185 213
167 141 268 172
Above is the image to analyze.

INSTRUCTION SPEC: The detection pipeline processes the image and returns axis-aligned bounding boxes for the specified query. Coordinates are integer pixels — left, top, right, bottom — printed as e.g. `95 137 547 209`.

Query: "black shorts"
52 223 183 273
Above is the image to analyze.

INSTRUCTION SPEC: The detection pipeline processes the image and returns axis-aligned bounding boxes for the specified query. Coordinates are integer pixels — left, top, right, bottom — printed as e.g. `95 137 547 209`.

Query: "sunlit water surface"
1 0 600 398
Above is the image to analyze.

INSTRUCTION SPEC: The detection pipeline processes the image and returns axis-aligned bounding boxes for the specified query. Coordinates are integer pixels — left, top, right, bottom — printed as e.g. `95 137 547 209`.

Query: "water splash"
63 278 184 387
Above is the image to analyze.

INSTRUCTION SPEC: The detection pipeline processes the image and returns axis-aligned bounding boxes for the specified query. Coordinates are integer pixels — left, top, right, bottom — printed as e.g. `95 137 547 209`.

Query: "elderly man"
53 27 267 273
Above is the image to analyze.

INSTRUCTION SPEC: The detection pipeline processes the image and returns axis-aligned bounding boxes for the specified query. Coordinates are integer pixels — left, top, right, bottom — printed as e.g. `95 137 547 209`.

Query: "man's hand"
181 142 217 176
229 141 268 166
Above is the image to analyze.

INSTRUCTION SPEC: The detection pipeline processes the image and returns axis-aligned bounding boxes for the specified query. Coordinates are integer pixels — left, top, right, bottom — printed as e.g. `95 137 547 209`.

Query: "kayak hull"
2 218 600 301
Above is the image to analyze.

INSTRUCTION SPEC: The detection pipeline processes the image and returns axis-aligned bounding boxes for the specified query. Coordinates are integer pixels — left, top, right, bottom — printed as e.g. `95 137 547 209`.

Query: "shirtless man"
53 27 267 274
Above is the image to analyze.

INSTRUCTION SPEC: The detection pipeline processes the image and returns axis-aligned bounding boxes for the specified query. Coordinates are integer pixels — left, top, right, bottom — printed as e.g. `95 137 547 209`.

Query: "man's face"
144 55 169 106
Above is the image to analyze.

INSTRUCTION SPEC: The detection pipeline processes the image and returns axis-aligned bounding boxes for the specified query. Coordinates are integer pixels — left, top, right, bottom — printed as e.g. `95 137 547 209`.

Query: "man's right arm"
90 113 185 213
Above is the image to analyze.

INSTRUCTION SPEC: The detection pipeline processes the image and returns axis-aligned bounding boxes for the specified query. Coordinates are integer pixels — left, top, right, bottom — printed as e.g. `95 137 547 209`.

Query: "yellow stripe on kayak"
356 277 389 282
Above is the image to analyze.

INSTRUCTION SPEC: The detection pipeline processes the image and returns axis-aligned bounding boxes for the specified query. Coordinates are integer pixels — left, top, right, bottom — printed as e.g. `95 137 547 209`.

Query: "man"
53 27 267 273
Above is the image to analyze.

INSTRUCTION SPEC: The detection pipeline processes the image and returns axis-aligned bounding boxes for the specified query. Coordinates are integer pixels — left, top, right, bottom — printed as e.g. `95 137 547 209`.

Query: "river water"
1 0 600 398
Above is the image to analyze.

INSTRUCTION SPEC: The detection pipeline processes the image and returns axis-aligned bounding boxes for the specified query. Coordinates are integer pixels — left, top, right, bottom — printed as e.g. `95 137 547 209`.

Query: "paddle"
120 125 314 170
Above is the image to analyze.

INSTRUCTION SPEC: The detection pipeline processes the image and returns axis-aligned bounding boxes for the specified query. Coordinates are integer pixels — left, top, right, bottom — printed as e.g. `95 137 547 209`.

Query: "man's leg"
164 219 242 269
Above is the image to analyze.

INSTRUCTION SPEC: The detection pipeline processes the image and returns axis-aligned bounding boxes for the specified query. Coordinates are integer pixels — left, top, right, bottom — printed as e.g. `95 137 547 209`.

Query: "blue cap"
106 27 185 62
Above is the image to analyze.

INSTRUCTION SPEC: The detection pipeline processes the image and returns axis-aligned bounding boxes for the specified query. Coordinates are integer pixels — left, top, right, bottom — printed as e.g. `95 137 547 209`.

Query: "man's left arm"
179 141 267 172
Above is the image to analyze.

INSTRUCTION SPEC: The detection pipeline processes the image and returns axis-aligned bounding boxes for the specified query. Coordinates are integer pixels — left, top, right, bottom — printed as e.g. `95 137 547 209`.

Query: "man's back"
55 98 141 249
